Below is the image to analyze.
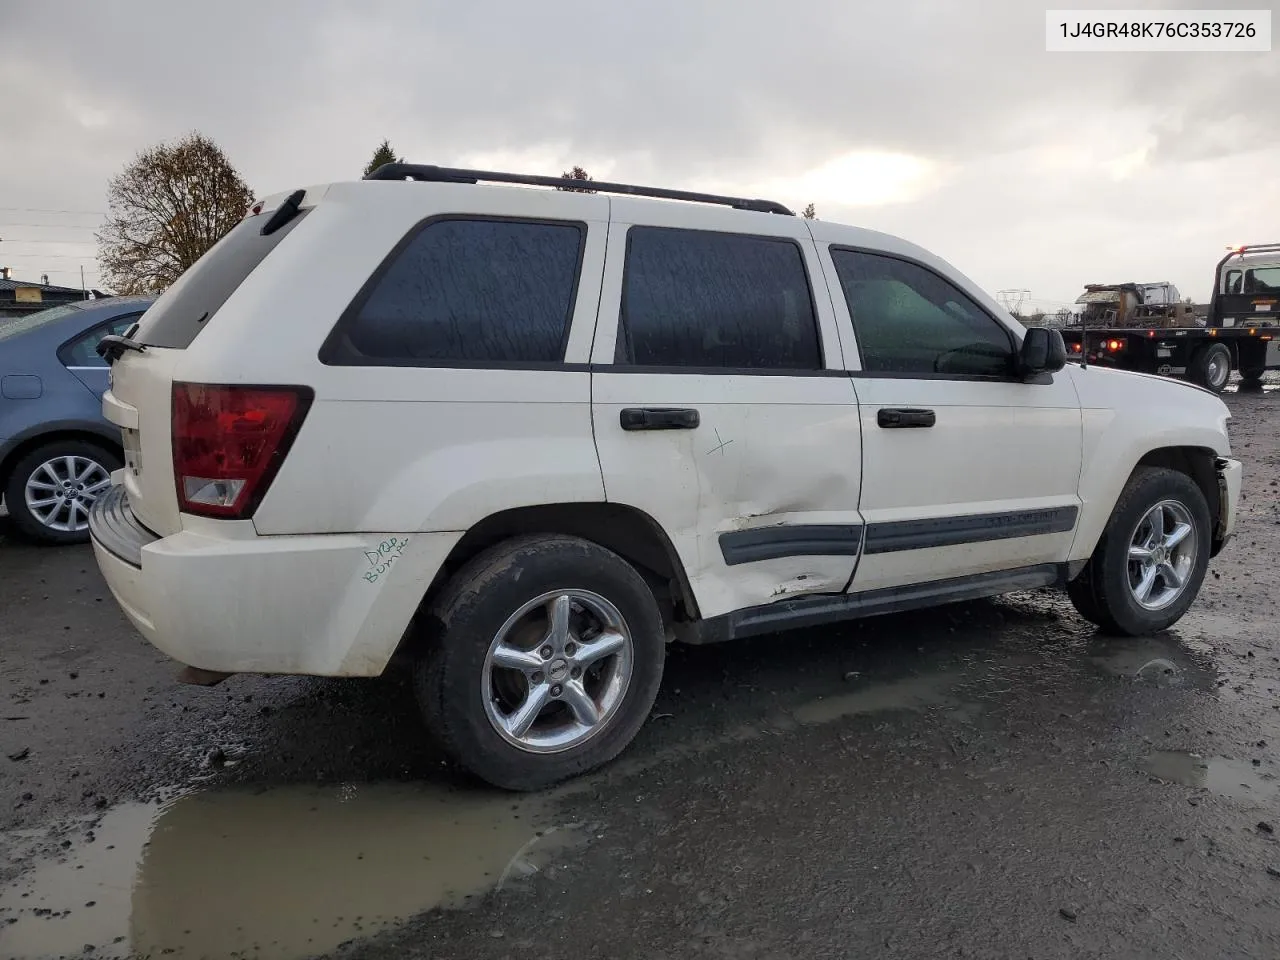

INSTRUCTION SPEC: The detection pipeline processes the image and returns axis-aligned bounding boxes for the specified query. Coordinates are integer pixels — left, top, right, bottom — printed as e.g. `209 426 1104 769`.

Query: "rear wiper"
96 334 147 364
261 189 305 236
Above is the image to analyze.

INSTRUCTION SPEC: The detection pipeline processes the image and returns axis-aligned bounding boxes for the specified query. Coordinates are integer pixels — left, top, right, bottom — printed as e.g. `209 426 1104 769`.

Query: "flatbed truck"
1059 243 1280 393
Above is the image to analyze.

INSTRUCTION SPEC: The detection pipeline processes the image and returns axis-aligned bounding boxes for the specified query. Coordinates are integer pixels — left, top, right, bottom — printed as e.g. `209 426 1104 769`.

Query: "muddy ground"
2 378 1279 960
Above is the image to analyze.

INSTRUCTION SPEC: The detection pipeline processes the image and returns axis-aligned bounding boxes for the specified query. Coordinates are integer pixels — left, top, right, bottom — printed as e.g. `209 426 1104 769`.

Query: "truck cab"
1212 244 1280 329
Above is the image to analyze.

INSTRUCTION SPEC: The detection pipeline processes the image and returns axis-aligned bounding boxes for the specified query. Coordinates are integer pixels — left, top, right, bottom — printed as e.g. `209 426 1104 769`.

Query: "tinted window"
329 219 584 364
59 313 144 367
618 227 821 370
830 250 1013 377
1245 267 1280 293
131 209 310 350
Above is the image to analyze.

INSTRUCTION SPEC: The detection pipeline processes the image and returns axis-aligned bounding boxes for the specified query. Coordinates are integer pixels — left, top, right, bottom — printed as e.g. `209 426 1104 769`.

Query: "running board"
679 564 1065 644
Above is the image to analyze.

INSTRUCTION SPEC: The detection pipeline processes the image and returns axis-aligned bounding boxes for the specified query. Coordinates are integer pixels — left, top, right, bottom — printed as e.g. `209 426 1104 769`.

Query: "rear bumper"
89 484 462 677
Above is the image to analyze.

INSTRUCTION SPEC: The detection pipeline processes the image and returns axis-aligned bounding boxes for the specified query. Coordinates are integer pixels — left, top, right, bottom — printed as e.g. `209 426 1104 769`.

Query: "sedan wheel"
24 455 113 534
4 440 122 545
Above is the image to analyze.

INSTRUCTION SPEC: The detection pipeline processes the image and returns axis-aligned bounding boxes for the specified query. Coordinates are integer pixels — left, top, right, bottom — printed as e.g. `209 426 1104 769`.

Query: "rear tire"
1187 342 1231 393
1239 365 1265 382
1067 467 1211 636
414 535 666 791
3 439 121 545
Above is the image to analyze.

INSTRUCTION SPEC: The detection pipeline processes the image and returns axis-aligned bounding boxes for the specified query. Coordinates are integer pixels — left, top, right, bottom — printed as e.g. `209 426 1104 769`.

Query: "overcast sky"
1 0 1275 305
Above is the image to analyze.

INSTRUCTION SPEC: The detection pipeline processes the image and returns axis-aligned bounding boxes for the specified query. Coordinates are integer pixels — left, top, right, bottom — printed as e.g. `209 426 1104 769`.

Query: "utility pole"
996 289 1031 318
81 265 87 300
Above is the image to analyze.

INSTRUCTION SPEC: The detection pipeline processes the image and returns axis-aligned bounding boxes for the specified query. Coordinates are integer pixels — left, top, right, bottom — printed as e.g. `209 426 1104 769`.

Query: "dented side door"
589 200 865 620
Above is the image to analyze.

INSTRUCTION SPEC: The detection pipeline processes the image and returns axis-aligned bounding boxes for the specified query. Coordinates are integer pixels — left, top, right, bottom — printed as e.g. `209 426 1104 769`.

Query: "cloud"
1 0 1275 300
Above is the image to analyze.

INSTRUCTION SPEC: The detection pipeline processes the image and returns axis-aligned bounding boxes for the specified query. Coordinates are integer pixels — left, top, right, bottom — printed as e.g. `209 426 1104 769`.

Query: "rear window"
0 303 83 343
130 209 310 349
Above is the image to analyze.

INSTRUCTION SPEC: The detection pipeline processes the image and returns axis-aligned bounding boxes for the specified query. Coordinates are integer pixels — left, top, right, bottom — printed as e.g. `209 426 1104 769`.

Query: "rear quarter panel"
0 325 117 471
170 181 611 536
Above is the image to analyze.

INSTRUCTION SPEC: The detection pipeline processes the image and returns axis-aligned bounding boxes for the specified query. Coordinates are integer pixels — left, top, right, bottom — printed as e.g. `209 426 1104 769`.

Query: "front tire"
414 535 666 791
3 440 121 545
1067 467 1211 636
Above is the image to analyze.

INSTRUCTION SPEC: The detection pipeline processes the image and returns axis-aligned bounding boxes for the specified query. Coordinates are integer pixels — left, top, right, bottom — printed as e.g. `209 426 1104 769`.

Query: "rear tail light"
171 383 312 519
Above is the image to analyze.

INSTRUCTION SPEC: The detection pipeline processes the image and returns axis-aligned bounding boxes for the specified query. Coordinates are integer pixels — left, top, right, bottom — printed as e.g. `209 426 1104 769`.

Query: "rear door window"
321 217 586 366
616 226 822 370
129 210 310 349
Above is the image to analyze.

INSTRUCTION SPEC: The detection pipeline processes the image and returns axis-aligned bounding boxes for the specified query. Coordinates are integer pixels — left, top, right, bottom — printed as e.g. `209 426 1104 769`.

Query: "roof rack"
363 163 795 216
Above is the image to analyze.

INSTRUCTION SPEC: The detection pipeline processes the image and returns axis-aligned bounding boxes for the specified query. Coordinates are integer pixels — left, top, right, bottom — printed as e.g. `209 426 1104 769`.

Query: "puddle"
0 782 581 960
792 672 960 725
1139 750 1279 802
1089 636 1218 690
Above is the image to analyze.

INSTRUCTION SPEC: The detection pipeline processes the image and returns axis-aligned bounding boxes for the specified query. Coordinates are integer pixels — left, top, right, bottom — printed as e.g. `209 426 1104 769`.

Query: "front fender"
1067 366 1231 562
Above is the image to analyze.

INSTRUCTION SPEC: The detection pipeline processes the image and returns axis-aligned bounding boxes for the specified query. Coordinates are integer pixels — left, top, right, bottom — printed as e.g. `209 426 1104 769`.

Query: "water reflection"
0 782 578 960
1139 750 1279 801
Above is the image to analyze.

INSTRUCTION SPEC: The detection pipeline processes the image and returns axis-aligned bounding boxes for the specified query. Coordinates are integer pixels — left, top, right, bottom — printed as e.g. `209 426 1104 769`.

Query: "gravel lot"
2 378 1279 960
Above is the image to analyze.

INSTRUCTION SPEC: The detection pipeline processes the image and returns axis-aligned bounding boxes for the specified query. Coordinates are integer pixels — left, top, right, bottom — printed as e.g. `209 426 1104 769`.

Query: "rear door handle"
877 407 935 428
620 407 701 431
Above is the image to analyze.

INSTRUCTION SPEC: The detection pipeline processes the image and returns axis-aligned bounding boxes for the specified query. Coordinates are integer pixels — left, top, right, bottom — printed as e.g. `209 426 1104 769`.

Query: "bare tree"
364 139 402 176
802 203 817 219
96 132 254 294
556 166 597 193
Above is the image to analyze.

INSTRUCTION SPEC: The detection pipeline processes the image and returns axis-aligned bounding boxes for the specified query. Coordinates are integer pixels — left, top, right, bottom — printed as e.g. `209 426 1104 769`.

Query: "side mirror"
1018 326 1067 378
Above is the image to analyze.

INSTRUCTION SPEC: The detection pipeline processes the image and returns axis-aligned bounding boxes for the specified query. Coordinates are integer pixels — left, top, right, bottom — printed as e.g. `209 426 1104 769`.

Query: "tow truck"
1059 244 1280 393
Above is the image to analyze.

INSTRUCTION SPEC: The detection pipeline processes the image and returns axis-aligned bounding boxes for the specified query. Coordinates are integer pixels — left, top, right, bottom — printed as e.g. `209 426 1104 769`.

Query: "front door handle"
620 407 701 431
877 407 936 428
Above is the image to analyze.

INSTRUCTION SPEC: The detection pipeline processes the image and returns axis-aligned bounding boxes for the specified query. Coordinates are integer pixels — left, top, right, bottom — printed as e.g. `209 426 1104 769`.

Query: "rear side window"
322 218 585 366
131 210 310 349
617 227 822 370
58 312 144 367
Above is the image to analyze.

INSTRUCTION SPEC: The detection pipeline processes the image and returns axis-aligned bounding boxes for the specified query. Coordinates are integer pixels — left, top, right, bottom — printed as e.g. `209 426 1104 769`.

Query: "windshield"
0 303 83 342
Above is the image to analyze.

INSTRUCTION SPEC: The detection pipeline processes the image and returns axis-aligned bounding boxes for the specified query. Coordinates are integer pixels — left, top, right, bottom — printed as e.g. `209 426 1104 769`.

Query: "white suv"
89 164 1242 790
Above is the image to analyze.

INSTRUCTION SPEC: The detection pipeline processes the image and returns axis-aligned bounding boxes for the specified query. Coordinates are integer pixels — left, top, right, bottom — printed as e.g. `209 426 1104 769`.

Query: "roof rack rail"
363 163 795 216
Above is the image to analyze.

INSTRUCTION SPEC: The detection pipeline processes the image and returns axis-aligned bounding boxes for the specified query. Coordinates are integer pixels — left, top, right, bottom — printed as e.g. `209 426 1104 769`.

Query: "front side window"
328 218 585 365
617 226 822 370
830 249 1013 377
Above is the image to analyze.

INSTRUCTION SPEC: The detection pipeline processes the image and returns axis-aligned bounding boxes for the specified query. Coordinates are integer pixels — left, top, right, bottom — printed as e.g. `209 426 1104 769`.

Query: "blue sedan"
0 297 154 544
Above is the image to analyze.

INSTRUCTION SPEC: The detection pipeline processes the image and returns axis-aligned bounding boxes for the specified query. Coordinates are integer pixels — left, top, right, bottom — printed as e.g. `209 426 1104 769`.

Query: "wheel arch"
0 422 123 492
389 501 699 668
1071 444 1223 564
